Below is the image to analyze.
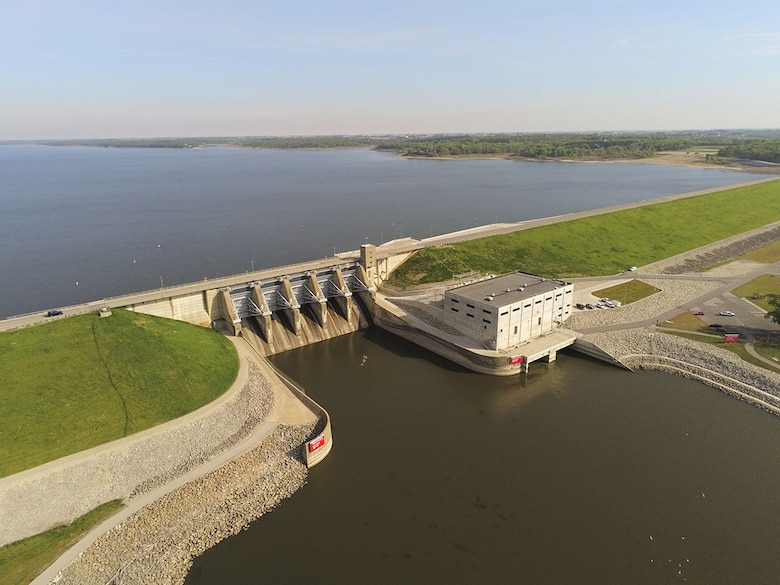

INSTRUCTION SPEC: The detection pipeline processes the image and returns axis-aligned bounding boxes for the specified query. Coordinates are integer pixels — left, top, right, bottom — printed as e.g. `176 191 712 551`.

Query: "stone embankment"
585 329 780 413
642 222 780 275
52 424 313 585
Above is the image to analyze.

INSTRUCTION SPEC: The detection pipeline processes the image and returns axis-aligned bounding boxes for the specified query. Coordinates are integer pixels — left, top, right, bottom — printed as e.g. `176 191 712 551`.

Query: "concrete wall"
370 297 524 376
126 291 214 326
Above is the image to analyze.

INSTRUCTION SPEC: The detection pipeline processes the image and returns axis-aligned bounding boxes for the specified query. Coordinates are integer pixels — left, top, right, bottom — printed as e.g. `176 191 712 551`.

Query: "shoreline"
398 151 780 174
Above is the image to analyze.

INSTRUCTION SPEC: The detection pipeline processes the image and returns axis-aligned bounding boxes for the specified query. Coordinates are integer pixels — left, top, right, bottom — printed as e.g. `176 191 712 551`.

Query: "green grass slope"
389 179 780 286
0 309 238 477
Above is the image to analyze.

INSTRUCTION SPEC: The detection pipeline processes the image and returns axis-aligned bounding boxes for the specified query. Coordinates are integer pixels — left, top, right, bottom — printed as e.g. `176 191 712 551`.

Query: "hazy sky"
3 0 779 139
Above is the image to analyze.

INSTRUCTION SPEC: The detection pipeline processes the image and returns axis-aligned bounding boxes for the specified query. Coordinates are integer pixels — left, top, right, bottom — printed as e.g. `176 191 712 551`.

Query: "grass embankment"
388 179 780 287
0 500 125 585
732 274 780 312
657 312 780 369
0 309 238 478
591 280 661 304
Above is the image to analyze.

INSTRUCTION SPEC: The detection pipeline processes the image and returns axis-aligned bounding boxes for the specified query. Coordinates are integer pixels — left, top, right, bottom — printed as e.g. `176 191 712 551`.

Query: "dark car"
709 323 722 328
45 309 63 317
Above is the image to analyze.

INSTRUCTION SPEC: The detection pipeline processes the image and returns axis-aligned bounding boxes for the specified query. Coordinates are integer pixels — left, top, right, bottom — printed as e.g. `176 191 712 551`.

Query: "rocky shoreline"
52 424 313 585
585 329 780 413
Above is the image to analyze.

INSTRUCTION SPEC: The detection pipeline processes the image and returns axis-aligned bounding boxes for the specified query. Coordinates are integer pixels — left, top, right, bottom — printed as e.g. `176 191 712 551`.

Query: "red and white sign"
724 333 739 343
308 434 326 453
510 355 524 365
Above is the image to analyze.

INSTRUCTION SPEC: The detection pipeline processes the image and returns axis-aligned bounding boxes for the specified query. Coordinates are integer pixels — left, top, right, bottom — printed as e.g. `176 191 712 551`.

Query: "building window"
452 299 459 303
513 307 520 312
466 303 475 309
467 313 474 318
514 325 518 334
451 307 459 312
500 311 508 316
535 300 542 305
484 309 492 315
483 319 491 324
538 317 542 325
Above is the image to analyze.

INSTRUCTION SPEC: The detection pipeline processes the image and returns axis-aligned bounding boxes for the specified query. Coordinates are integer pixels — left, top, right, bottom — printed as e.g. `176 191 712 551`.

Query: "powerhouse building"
443 272 574 351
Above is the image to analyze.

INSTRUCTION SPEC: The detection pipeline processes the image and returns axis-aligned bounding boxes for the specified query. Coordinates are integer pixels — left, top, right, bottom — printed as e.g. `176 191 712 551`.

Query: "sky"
2 0 779 140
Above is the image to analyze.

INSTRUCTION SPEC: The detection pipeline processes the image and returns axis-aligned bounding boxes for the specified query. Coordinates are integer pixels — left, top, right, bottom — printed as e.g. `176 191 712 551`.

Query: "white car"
718 310 735 317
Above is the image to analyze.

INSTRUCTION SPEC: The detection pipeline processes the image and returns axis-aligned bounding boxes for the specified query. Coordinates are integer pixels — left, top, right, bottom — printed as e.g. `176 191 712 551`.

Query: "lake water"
0 145 765 318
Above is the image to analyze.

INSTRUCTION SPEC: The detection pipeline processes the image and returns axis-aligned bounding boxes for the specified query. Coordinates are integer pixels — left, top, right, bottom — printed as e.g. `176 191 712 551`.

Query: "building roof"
446 272 571 308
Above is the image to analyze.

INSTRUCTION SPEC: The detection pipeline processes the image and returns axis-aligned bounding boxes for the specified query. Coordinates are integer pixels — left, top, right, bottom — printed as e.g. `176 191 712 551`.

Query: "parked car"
692 311 705 316
718 310 735 317
709 323 722 328
45 309 63 317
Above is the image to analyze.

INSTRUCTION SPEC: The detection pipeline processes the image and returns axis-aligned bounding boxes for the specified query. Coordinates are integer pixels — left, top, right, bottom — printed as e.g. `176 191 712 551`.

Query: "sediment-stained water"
187 329 780 585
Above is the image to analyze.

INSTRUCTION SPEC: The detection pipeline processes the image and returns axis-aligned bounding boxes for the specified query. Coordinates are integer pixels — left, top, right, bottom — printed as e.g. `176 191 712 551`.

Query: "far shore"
398 150 780 174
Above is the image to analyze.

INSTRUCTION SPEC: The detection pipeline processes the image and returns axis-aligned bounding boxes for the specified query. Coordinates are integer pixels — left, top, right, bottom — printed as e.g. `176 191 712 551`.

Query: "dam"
1 221 576 374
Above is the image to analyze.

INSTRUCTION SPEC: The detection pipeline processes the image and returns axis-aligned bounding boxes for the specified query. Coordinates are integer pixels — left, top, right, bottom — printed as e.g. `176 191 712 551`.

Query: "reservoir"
187 329 780 585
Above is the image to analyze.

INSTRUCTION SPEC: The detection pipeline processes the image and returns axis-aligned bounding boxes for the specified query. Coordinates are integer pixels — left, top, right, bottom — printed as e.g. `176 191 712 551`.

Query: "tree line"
18 130 780 164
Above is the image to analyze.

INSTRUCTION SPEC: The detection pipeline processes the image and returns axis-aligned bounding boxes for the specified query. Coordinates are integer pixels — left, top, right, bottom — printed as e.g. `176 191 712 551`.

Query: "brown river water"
187 328 780 585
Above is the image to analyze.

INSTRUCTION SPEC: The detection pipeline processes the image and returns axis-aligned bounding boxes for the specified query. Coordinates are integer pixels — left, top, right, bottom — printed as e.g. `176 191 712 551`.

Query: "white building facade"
443 272 574 351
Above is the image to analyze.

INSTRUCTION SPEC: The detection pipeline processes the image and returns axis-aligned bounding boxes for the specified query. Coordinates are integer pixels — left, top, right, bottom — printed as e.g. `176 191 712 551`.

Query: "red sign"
308 434 326 453
724 334 739 343
510 355 524 364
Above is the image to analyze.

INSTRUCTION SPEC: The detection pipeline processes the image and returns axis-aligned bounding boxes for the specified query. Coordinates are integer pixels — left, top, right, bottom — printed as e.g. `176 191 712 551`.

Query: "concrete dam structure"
226 265 375 356
119 260 378 357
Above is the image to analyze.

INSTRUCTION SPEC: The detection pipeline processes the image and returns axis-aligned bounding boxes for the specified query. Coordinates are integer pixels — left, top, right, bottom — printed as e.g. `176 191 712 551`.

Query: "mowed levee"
389 179 780 286
0 309 238 477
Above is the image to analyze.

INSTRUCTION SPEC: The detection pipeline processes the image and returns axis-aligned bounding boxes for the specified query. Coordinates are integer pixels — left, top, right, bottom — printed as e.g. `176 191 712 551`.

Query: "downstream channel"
187 329 780 584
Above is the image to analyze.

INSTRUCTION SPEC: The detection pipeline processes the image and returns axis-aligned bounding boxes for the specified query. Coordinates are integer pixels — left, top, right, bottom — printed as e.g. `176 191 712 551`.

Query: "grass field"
656 330 765 367
0 500 124 585
738 240 780 264
731 274 780 312
591 280 661 304
0 309 238 477
388 179 780 287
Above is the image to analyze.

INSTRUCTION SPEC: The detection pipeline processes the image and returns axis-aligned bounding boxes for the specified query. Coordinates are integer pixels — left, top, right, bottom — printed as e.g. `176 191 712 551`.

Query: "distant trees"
374 133 693 160
27 131 780 165
766 296 780 326
718 140 780 164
